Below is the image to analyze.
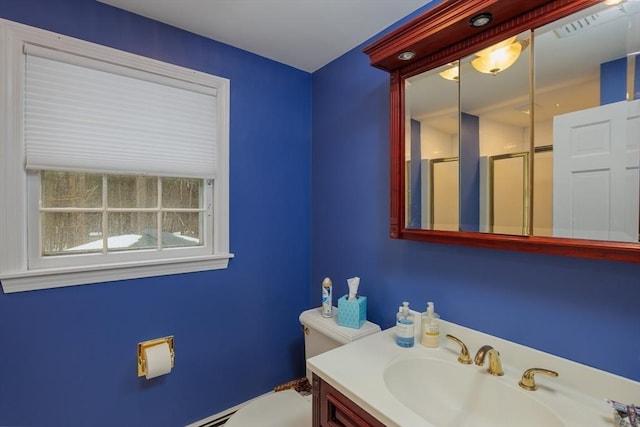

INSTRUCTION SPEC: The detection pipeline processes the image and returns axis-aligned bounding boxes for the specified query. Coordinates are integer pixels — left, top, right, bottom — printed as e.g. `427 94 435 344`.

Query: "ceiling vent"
553 5 626 38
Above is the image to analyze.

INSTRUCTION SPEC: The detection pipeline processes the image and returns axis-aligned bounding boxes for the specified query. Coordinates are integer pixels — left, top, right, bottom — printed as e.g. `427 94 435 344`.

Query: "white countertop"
307 318 640 427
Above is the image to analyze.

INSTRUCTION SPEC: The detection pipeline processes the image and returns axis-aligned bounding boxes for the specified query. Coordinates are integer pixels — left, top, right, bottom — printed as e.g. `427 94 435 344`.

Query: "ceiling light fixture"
471 37 529 75
439 64 459 81
470 13 492 28
397 51 416 61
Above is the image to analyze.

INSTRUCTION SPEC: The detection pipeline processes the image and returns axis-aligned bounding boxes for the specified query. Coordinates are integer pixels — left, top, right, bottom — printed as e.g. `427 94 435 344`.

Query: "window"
0 19 232 293
36 173 206 257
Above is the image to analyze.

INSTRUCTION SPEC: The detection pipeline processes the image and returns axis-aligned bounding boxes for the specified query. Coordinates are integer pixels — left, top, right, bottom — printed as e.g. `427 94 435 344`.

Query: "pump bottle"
421 301 440 348
395 302 415 347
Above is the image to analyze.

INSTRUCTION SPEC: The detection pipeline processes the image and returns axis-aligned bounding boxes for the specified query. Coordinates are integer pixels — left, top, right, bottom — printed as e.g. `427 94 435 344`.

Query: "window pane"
107 212 157 250
39 173 205 256
163 212 202 247
42 212 103 255
108 175 157 208
162 178 201 209
41 171 102 208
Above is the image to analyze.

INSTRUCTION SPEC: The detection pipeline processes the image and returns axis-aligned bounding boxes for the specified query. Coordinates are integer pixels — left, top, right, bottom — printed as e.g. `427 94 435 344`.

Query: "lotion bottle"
421 301 440 348
395 302 415 347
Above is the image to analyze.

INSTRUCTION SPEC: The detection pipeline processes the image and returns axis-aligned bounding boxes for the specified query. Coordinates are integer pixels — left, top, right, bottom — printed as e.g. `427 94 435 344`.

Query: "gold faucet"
519 368 558 391
445 334 472 364
474 345 504 376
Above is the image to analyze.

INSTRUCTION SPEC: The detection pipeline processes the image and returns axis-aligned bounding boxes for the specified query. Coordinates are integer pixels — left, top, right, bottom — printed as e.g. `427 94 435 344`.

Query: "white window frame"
0 19 233 293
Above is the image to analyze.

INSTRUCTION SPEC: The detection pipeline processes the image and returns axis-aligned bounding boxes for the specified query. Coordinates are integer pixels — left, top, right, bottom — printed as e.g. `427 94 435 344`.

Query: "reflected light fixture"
439 64 459 81
471 37 529 75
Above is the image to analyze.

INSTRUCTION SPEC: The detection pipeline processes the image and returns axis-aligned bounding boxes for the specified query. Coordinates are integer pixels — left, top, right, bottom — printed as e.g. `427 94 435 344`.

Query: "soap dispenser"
421 301 440 348
395 302 415 348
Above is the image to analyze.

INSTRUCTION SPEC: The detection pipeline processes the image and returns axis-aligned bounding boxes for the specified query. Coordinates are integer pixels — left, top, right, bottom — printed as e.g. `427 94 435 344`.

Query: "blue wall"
311 3 640 389
601 56 640 104
459 112 480 232
0 1 311 426
408 119 422 228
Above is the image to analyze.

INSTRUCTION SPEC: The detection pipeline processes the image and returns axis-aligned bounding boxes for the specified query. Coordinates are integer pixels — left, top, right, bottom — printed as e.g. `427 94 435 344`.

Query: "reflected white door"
553 99 640 242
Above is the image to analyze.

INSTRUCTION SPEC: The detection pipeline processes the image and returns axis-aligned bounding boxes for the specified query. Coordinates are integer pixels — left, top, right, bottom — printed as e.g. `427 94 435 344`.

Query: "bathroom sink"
383 357 564 427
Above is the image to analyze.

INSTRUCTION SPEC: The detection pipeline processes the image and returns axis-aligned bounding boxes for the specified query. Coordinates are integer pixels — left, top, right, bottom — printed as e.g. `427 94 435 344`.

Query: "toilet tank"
299 307 381 382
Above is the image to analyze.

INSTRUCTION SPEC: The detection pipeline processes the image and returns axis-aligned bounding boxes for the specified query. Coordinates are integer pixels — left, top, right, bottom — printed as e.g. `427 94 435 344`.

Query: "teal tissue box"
337 295 367 329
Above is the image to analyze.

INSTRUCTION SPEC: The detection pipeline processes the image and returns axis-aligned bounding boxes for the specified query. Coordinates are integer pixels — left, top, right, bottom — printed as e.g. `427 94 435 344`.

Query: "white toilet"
224 307 381 427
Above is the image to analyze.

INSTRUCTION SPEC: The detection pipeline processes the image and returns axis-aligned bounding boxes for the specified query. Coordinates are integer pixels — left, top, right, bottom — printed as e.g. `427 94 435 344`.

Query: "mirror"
534 3 639 243
404 62 459 231
459 31 531 235
364 0 640 262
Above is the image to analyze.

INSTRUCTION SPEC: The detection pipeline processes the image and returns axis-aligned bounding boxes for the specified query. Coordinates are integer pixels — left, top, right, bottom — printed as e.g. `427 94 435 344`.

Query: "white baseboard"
184 391 274 427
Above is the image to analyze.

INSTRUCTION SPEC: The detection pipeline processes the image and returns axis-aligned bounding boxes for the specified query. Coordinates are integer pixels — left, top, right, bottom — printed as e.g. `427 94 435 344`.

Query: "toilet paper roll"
144 342 172 379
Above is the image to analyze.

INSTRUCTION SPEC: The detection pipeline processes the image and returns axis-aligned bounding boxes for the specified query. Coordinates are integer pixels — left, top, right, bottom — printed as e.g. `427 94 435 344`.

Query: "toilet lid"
224 389 311 427
299 307 381 345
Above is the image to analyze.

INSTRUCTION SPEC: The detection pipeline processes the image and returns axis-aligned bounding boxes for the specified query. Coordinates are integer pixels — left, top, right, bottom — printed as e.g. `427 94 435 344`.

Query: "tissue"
347 276 360 301
144 342 172 379
338 276 367 329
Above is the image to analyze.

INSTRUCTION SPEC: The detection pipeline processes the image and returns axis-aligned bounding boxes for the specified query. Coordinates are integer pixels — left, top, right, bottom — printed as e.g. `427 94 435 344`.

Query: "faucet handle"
519 368 559 391
445 334 472 364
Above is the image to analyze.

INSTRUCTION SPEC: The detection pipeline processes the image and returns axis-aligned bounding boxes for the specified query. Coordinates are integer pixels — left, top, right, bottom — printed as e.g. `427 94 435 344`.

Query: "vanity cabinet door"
313 374 386 427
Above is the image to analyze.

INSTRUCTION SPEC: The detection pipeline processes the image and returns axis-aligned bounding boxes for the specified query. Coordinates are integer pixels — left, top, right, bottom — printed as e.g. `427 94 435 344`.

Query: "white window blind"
24 44 217 179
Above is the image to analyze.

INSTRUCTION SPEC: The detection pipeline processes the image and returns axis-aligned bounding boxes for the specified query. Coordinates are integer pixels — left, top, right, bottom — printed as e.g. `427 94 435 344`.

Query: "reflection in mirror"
533 146 553 236
430 157 459 231
403 1 640 244
460 31 531 235
534 1 640 243
404 62 459 231
487 152 529 235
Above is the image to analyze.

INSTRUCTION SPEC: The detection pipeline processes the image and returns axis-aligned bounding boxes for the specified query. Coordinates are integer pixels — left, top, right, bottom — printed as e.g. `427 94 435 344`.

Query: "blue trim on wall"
601 57 628 104
409 119 422 228
459 112 480 232
601 55 640 103
0 1 312 426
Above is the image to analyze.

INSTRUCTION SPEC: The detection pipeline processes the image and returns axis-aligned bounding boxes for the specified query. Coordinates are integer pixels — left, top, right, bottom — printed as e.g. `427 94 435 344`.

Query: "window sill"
0 253 234 293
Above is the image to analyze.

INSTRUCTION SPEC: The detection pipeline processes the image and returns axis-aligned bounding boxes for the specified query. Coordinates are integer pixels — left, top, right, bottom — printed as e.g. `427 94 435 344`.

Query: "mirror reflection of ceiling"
408 1 638 134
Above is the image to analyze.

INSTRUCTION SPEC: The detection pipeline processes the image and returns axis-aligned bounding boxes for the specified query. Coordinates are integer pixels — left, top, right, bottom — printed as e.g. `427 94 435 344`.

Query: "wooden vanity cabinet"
312 373 386 427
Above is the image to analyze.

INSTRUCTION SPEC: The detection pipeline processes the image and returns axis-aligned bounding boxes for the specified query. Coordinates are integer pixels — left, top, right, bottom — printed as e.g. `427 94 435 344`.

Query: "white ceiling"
97 0 432 72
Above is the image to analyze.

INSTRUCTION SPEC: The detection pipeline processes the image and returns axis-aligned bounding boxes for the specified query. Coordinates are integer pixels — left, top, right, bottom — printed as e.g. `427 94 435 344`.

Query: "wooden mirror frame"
363 0 640 263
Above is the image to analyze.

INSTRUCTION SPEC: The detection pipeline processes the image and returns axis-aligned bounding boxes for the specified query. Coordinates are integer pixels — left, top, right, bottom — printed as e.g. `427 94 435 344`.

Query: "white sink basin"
384 357 564 427
309 322 640 427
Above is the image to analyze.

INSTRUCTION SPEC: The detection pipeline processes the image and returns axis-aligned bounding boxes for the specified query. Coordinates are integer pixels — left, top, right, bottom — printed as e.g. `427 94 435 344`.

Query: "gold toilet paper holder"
137 336 175 377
